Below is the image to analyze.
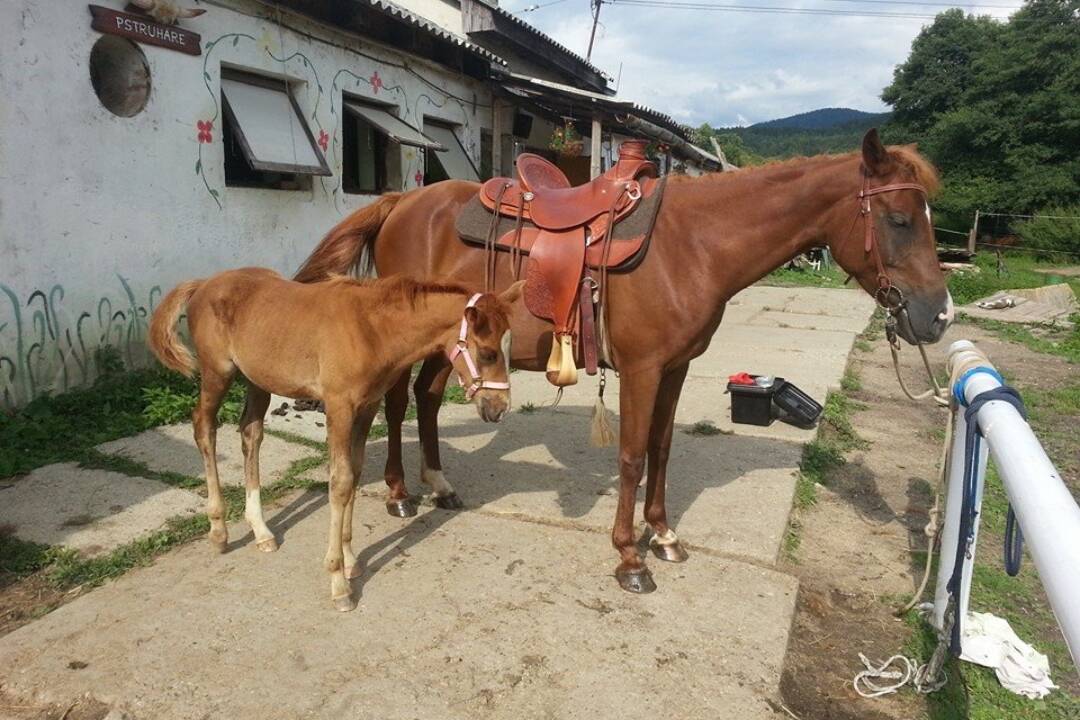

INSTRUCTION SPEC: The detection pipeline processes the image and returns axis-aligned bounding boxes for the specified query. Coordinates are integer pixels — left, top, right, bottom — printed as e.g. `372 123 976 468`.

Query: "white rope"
853 651 948 698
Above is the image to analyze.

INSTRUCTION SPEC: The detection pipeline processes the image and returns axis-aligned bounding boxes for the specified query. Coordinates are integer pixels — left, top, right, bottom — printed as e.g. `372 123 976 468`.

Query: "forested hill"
751 108 890 131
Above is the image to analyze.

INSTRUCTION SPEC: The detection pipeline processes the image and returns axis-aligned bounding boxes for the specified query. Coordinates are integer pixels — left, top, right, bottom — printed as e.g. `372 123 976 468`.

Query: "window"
480 130 493 180
220 71 330 190
342 100 439 194
89 36 150 117
424 120 481 184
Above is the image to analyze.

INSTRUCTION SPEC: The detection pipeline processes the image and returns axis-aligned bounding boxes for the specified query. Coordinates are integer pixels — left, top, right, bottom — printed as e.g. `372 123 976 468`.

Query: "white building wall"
0 0 493 408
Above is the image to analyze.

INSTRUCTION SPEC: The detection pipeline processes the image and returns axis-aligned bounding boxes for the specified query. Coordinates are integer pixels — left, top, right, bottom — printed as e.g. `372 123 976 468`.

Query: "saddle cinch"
457 139 666 387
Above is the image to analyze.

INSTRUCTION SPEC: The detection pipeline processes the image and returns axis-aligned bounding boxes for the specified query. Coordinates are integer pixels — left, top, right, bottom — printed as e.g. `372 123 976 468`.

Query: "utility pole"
586 0 603 62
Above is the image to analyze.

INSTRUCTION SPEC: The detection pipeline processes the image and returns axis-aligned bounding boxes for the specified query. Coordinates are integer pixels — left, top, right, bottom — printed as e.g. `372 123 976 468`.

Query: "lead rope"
886 308 949 407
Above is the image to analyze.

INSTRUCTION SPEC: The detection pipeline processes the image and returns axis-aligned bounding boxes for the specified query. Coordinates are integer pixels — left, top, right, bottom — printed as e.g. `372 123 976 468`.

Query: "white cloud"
514 1 1015 126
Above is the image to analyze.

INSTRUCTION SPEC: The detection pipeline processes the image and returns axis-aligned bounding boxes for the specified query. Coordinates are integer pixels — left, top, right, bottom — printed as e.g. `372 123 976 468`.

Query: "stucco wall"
0 0 493 408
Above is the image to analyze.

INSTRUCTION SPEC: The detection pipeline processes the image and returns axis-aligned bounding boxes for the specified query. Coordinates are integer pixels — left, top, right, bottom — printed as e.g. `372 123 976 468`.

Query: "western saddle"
475 140 661 387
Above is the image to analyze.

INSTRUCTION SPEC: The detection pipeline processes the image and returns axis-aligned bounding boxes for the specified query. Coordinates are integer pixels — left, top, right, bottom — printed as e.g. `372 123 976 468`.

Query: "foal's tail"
148 280 203 377
294 192 403 282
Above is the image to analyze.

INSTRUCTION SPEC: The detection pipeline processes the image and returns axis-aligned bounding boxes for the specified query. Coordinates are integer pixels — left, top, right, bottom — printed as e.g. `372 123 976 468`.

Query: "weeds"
685 420 730 436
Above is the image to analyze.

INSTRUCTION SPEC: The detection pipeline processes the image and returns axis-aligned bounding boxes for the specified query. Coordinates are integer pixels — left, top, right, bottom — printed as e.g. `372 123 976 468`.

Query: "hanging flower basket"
550 120 583 157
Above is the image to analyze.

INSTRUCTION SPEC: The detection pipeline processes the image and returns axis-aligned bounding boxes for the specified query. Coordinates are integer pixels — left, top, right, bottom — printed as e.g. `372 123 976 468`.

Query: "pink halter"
447 294 510 400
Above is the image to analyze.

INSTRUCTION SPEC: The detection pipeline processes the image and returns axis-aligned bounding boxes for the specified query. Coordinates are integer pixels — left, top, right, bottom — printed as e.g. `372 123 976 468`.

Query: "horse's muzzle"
476 391 510 422
898 290 953 345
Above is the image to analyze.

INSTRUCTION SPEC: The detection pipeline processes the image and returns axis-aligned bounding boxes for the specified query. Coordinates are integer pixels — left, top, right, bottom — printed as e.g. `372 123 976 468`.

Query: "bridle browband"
446 293 510 400
857 168 928 311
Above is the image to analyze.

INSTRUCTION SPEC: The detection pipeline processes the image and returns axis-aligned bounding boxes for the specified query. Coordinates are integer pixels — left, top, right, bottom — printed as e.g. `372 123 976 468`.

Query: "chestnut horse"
149 268 522 610
294 130 953 594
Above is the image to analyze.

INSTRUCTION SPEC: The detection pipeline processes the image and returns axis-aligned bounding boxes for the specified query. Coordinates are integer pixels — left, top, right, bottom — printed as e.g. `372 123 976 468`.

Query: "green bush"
1015 207 1080 258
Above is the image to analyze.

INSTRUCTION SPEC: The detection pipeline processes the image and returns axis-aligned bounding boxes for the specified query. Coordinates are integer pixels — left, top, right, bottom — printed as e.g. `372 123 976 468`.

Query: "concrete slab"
0 463 201 555
95 424 319 485
263 394 329 444
0 503 797 719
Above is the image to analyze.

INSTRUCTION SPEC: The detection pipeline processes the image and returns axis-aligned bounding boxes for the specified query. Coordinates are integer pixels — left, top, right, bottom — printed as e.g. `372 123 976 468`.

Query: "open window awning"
343 101 442 150
220 77 330 175
424 123 480 181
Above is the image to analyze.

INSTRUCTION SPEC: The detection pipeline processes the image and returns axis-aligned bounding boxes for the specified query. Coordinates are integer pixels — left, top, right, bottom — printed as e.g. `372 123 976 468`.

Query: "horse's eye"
887 213 909 228
479 348 498 364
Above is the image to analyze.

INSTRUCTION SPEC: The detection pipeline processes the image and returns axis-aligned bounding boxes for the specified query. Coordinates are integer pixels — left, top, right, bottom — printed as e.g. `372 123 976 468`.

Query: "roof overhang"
462 0 611 95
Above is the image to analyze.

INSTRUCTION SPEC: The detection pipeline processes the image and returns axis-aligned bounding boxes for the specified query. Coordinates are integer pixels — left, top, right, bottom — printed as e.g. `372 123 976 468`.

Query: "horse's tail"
148 280 202 377
294 192 403 282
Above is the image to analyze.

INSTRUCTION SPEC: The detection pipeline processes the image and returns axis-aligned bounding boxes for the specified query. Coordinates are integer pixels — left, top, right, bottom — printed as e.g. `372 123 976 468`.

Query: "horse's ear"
499 280 526 305
861 128 894 176
465 305 489 335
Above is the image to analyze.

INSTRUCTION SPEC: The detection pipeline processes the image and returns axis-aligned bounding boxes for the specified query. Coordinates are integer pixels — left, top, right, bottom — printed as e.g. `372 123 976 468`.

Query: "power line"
979 211 1080 220
513 0 571 13
610 0 942 19
822 0 1021 8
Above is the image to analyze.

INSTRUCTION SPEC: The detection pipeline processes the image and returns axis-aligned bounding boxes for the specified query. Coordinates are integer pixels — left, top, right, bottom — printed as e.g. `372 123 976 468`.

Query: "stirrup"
546 333 578 387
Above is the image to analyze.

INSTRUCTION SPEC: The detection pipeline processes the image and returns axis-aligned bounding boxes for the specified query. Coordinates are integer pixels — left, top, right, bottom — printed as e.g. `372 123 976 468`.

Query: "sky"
510 0 1019 126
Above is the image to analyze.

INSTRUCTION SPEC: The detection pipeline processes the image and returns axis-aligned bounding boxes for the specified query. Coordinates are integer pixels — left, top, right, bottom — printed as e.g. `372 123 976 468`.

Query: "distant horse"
294 130 954 594
149 268 522 610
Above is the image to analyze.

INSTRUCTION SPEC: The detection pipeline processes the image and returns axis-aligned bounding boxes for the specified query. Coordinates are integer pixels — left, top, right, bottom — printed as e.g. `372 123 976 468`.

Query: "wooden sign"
89 5 201 56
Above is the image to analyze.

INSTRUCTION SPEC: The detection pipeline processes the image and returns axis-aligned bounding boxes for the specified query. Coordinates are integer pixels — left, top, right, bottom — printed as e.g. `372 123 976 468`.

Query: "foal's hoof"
433 493 464 510
615 566 657 594
256 537 279 553
333 594 358 613
385 498 417 518
651 541 689 563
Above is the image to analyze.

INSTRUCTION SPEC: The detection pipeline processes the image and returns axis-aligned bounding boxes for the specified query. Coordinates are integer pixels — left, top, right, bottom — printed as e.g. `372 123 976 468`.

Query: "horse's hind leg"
645 364 690 564
193 365 236 553
414 356 461 509
382 369 416 518
240 386 276 552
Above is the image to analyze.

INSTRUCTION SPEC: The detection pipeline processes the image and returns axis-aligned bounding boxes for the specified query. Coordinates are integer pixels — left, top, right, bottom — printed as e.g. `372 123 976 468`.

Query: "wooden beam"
590 116 602 179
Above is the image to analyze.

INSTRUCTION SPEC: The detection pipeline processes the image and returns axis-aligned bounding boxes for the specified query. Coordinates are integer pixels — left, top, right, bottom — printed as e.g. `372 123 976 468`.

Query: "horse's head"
445 282 524 423
828 129 953 345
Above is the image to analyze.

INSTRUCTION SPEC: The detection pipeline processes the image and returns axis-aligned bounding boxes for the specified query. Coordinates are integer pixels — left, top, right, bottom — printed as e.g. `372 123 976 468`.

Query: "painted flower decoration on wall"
317 129 329 151
414 170 423 187
197 120 213 143
370 71 384 94
257 29 276 56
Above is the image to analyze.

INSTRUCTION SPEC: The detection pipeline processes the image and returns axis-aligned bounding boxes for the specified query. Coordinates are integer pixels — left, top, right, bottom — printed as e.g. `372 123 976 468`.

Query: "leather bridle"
446 293 510 400
857 169 928 311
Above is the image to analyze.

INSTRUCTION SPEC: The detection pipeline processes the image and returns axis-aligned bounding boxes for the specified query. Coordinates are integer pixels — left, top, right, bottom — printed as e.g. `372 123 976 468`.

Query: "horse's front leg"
344 407 377 580
382 370 416 518
612 366 663 593
414 356 462 509
645 363 690 563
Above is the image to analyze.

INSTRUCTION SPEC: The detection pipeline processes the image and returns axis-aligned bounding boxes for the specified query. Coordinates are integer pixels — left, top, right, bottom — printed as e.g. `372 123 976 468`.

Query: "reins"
446 293 510 400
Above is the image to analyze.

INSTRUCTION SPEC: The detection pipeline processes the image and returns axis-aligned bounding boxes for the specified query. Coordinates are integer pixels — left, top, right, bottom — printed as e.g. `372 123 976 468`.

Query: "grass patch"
519 402 538 414
947 252 1080 307
958 315 1080 364
840 366 862 392
443 384 468 404
762 264 848 289
685 420 730 436
0 532 58 577
0 364 246 479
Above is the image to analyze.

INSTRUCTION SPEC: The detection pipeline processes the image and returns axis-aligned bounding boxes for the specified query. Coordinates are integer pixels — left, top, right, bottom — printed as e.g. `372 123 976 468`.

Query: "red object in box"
728 372 756 386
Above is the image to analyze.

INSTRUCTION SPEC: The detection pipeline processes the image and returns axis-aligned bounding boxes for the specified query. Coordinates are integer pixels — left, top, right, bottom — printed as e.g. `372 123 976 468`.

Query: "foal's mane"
674 145 941 196
319 274 511 319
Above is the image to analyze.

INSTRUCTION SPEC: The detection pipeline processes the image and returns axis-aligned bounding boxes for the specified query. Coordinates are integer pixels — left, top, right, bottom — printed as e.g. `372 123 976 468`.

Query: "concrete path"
0 285 874 719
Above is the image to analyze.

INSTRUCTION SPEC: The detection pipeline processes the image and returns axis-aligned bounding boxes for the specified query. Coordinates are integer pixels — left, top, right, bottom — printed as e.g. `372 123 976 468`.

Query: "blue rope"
947 382 1027 656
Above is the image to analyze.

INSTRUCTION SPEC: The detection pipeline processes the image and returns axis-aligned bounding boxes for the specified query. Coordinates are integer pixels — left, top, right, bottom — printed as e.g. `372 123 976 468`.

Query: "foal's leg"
612 367 663 593
382 370 416 518
414 357 462 509
193 366 235 553
240 386 277 552
344 407 377 580
645 364 691 563
324 399 359 611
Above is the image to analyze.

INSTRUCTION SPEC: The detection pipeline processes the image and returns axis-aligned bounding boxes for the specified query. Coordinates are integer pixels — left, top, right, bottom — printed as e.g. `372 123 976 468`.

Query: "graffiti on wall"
0 278 161 409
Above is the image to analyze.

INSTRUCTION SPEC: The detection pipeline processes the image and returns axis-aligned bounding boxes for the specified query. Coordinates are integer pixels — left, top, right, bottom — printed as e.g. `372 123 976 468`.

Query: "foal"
149 268 521 610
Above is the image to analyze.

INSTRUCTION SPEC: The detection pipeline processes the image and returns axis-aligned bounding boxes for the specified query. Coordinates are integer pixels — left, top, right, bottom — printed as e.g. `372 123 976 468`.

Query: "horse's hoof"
256 537 279 553
333 594 358 613
347 561 364 580
434 493 464 510
615 566 657 594
385 498 417 518
651 541 689 563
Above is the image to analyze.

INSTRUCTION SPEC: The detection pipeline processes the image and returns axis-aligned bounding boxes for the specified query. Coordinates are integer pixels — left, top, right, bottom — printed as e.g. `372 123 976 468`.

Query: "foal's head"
445 282 524 423
827 130 952 345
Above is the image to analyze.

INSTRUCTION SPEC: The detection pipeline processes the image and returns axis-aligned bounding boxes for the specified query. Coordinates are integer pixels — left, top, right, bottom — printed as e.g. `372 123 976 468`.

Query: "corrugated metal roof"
481 1 609 81
363 0 508 65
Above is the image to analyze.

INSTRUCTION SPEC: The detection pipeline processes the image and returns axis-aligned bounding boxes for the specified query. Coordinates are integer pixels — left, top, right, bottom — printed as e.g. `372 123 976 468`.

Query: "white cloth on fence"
960 611 1058 699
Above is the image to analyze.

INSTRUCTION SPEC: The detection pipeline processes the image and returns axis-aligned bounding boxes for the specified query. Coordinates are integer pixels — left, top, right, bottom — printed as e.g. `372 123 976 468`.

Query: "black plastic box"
727 377 778 426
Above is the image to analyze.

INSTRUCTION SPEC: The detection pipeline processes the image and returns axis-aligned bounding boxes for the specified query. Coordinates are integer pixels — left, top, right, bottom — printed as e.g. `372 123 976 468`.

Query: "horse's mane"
673 144 941 197
319 274 511 319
